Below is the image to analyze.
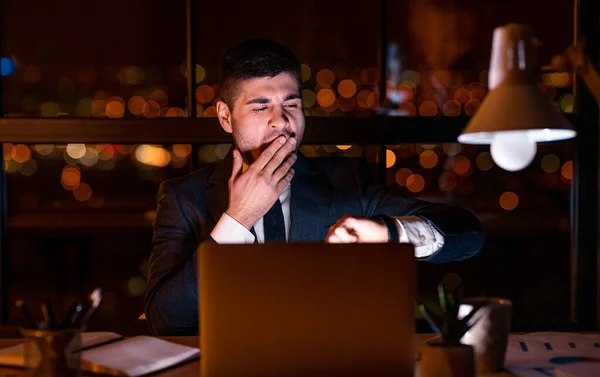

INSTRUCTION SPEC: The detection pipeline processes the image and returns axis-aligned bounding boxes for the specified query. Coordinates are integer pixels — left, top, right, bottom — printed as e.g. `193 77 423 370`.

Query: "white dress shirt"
210 183 444 258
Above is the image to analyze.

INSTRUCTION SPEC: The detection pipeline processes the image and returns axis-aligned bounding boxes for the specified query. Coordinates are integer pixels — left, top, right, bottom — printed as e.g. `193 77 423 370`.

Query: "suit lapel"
205 151 336 242
206 150 232 227
290 154 336 242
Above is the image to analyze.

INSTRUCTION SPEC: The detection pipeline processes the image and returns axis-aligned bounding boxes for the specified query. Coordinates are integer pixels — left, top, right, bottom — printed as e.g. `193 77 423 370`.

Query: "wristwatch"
371 214 399 243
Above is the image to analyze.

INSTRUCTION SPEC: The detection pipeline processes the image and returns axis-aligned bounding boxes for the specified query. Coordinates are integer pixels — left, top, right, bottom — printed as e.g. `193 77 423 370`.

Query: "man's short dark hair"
219 39 302 108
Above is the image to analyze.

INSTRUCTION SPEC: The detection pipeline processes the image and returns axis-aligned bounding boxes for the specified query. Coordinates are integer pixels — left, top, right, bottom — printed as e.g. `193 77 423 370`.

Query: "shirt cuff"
393 215 444 258
210 213 256 244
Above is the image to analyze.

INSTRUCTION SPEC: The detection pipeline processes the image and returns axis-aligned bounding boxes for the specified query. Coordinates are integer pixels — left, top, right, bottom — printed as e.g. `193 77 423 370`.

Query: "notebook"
0 332 200 377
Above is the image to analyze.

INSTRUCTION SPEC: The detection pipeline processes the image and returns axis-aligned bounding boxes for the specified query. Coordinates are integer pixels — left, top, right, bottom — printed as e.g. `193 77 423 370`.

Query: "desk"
0 335 520 377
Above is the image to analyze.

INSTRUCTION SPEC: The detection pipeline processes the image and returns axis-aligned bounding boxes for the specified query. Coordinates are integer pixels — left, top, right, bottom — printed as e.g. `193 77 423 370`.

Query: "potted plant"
418 273 486 377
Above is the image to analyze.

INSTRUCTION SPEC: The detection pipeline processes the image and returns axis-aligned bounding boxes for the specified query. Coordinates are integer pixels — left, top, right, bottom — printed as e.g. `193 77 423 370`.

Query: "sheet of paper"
82 336 200 377
504 332 600 377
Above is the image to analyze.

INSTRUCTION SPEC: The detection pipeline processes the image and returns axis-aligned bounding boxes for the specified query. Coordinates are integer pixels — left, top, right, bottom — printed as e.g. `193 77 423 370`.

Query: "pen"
15 300 37 329
61 302 83 329
41 300 57 329
79 288 103 330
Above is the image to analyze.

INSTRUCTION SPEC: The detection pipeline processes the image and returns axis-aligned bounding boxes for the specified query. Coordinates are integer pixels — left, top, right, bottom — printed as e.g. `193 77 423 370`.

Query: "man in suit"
145 39 484 335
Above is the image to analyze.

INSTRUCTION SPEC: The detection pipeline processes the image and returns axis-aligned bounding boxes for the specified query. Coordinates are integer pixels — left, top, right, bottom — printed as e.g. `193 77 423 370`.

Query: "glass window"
1 0 186 118
1 0 578 334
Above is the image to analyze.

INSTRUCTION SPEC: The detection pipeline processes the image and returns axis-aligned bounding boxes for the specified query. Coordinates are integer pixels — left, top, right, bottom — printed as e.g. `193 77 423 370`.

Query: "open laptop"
198 243 416 377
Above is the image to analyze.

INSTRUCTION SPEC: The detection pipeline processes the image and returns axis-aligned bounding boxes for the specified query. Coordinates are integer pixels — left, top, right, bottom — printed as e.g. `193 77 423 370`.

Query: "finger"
262 137 297 175
251 136 288 171
326 233 342 243
275 168 294 192
333 226 357 243
338 216 360 230
230 149 243 181
272 152 297 182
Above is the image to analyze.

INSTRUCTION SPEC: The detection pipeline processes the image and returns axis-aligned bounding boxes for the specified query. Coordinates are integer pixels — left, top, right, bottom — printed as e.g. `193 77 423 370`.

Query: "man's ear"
216 100 232 133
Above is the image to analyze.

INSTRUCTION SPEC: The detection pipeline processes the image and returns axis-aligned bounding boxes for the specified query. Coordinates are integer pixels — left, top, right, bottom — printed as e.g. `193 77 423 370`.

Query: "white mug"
458 297 513 373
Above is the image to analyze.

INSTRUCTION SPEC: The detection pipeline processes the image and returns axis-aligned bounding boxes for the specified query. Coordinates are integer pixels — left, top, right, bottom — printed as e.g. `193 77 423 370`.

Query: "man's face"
217 72 305 163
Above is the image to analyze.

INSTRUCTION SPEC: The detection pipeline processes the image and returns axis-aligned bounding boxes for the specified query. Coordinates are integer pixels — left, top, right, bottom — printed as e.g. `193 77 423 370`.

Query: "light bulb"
490 132 537 171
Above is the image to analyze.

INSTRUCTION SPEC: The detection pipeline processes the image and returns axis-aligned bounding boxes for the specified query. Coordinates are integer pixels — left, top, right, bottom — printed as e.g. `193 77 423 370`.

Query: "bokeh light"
469 83 486 100
135 145 170 167
61 165 81 190
338 79 357 98
438 172 457 191
106 100 125 118
195 85 214 104
419 150 438 169
398 102 417 116
401 70 421 87
397 83 415 101
98 144 115 160
561 161 573 180
203 106 217 117
395 168 412 186
442 100 461 116
464 98 481 116
541 154 560 173
0 57 16 76
3 143 13 161
128 96 146 116
173 144 192 158
386 149 396 168
560 94 574 113
66 144 86 159
499 191 519 211
361 67 379 86
453 87 471 104
316 88 336 108
41 102 60 117
127 276 146 297
18 159 37 176
80 147 99 167
76 98 93 116
195 65 206 83
442 143 462 157
476 152 494 171
316 69 335 86
11 144 31 163
302 89 316 108
91 99 107 117
73 182 92 202
301 64 311 83
356 90 372 109
142 100 161 118
150 89 168 107
419 101 438 116
34 144 55 156
406 174 425 193
451 156 471 175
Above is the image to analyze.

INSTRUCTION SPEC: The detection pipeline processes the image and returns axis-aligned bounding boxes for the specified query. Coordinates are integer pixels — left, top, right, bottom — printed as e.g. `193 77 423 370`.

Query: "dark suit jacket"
145 152 484 335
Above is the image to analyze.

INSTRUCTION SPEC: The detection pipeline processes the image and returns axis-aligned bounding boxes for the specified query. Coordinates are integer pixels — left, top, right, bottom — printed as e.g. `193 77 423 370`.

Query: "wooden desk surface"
0 334 519 377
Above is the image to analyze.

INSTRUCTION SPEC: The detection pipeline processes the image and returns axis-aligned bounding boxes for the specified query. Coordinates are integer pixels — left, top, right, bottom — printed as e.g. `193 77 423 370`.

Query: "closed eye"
252 107 267 113
284 103 299 108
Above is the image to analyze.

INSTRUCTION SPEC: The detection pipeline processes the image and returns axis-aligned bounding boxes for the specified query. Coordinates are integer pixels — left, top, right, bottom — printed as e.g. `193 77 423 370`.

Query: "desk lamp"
458 24 589 171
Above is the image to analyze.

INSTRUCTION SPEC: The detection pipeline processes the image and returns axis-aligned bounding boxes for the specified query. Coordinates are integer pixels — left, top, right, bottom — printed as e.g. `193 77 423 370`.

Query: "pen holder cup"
20 328 82 377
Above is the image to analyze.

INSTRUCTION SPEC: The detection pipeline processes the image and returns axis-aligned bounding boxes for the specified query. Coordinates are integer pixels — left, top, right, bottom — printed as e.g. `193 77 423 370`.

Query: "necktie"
263 200 286 242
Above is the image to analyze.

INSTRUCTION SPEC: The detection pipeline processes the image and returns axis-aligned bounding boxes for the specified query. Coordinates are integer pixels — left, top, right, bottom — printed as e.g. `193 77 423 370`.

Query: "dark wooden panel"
0 116 481 144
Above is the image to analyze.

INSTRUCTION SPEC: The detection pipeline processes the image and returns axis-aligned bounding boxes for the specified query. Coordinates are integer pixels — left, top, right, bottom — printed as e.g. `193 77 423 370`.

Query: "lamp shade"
457 83 576 144
458 24 576 145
